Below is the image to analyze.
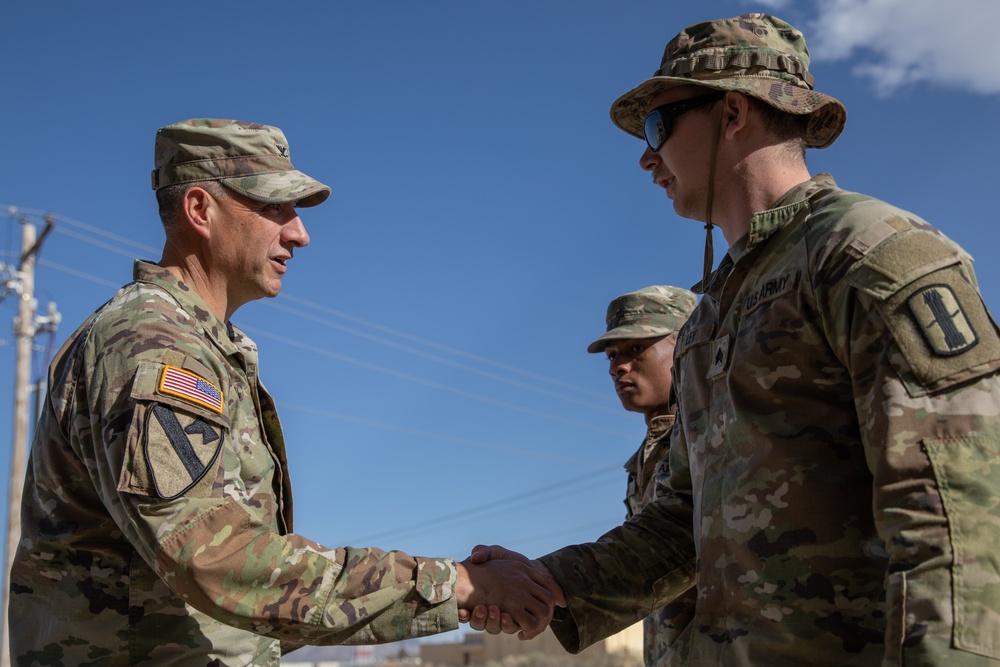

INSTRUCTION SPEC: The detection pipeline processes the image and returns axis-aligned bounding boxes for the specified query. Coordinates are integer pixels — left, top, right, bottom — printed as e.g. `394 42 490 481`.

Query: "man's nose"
639 145 661 172
284 214 310 247
609 358 630 378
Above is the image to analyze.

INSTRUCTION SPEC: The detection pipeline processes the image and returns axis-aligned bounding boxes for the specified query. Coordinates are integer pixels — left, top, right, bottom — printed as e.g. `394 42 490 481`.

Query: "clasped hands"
455 544 566 639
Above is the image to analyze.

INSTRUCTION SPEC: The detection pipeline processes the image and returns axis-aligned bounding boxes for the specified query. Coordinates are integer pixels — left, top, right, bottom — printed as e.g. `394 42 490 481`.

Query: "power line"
508 517 625 552
244 324 632 439
276 401 615 466
343 468 620 545
278 292 609 401
38 259 120 288
261 299 620 415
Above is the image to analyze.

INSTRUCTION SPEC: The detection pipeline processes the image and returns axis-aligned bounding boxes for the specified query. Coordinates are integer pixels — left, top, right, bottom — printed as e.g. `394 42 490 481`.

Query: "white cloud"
804 0 1000 96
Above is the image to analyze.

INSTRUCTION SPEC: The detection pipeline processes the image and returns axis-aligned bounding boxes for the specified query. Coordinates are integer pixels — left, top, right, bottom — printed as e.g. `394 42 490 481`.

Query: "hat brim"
586 325 675 354
610 75 846 149
221 169 331 208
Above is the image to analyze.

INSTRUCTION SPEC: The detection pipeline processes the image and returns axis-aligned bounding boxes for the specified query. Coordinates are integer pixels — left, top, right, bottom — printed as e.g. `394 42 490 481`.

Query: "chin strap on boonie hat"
700 102 725 291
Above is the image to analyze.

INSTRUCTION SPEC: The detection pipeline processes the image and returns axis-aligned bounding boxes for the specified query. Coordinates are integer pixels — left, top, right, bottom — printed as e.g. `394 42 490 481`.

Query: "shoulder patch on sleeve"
877 266 1000 394
158 365 224 414
144 401 224 500
908 284 979 356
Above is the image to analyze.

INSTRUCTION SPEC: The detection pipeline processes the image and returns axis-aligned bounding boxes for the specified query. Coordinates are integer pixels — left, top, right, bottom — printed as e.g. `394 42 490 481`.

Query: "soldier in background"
586 285 697 667
8 118 562 666
469 13 1000 665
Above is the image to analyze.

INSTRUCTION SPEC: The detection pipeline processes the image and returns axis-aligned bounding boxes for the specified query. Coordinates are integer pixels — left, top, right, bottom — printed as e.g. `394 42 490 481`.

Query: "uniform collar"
730 173 837 263
132 259 241 357
647 413 675 439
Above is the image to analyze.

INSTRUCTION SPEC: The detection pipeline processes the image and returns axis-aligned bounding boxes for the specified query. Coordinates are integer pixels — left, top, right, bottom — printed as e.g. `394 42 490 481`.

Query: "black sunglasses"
643 91 725 152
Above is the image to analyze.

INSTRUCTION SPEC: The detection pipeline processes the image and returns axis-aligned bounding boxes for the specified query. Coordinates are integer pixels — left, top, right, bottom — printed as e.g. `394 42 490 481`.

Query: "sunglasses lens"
644 111 668 152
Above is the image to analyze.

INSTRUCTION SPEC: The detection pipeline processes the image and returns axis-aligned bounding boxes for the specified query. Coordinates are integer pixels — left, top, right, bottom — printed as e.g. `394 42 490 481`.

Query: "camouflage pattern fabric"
622 414 696 667
540 174 1000 665
609 14 847 149
587 286 697 354
9 260 458 666
151 118 331 207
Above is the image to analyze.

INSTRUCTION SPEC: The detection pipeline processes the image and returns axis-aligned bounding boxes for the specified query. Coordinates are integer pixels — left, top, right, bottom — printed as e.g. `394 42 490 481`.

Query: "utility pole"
1 213 56 667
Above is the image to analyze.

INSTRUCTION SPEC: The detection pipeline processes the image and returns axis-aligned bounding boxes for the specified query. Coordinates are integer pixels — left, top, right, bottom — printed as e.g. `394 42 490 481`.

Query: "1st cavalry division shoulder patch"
144 402 224 500
907 284 979 357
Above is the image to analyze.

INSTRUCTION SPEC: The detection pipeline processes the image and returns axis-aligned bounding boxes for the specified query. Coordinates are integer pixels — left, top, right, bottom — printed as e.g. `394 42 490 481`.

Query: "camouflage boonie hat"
151 118 331 207
587 285 697 353
610 13 847 149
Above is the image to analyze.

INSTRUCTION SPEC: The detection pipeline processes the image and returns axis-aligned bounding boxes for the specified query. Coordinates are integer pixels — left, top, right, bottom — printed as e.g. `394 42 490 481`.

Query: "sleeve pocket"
924 435 1000 659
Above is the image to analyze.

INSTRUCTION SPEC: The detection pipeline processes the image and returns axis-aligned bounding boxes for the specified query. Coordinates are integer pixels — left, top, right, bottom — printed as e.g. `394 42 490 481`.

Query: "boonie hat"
610 13 846 149
588 285 697 353
151 118 331 207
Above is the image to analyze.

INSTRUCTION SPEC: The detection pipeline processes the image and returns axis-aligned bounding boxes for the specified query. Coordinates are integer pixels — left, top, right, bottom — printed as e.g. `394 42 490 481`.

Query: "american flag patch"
158 365 224 414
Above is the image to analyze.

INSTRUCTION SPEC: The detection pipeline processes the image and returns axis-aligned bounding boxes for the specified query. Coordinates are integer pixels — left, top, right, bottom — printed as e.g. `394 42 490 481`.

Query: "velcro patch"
876 265 1000 395
158 365 224 414
907 284 978 356
708 334 731 379
144 402 224 500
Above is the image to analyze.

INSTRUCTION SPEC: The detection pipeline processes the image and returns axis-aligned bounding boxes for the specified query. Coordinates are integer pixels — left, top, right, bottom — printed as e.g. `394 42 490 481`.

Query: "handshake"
454 544 567 639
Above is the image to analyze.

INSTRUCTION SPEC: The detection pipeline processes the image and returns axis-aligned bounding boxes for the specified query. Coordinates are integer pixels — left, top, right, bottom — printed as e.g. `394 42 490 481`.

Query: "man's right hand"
455 544 564 639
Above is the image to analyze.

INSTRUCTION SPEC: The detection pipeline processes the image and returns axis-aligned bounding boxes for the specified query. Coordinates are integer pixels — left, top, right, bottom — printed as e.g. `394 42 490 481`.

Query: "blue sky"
1 0 998 645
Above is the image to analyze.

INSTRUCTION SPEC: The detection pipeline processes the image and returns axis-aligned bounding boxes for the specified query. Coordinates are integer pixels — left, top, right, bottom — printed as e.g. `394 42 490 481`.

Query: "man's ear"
722 91 750 140
181 186 217 240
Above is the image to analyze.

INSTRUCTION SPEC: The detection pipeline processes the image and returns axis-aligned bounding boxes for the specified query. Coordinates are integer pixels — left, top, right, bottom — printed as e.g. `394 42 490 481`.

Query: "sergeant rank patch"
907 284 979 356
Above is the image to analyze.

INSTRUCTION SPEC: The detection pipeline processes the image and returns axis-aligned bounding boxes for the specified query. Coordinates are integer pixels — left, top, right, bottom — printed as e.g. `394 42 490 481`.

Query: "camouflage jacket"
540 175 1000 666
623 414 696 667
9 260 458 666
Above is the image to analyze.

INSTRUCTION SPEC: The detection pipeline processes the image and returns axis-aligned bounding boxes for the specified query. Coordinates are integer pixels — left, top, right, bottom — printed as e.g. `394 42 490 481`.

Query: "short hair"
747 97 808 159
155 180 231 229
692 92 808 160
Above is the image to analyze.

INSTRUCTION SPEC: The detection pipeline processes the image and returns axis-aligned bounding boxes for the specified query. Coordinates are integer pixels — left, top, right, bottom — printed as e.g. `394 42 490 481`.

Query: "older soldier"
8 119 562 666
470 13 1000 666
587 285 697 667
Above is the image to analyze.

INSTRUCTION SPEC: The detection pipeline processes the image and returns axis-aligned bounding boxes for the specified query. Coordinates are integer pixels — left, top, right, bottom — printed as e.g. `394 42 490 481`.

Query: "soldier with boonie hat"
612 13 847 290
10 118 564 664
468 13 1000 666
589 285 698 666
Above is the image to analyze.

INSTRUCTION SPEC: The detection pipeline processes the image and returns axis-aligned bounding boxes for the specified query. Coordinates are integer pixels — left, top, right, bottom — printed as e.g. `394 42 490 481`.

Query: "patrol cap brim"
219 170 331 208
587 325 674 354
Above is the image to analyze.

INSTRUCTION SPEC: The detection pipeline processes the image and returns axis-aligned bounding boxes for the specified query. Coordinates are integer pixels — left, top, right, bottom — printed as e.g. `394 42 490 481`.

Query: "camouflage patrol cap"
610 13 846 149
151 118 331 207
587 285 697 353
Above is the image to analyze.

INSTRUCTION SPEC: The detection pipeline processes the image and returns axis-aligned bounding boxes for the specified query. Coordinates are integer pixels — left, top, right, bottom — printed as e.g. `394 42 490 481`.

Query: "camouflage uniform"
9 119 459 666
534 15 1000 665
9 261 458 665
588 286 698 666
540 174 1000 665
622 416 696 667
